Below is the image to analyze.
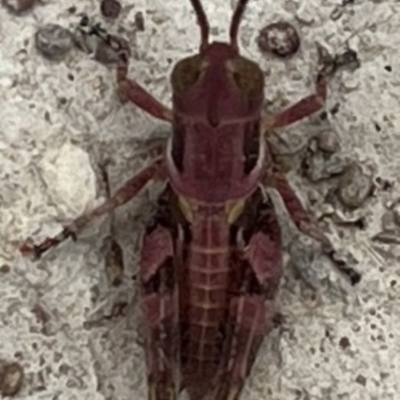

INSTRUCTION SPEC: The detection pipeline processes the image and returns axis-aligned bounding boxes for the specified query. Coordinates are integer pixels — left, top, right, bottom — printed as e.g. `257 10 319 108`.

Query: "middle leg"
116 55 173 122
20 159 164 259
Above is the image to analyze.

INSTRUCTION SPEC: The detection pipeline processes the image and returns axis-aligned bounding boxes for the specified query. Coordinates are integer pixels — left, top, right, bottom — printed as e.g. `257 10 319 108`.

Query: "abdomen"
180 207 231 399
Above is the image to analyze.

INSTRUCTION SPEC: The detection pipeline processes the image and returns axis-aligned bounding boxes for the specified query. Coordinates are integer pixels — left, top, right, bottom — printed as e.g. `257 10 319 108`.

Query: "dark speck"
58 97 67 106
0 264 10 274
384 65 392 72
375 176 393 191
134 11 145 31
354 218 366 230
319 111 328 120
374 122 381 132
330 103 340 115
100 0 121 19
355 374 367 386
339 336 351 350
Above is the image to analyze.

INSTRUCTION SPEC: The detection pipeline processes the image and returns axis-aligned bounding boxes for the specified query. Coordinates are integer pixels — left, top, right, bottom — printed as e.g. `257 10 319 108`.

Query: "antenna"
229 0 250 48
189 0 210 49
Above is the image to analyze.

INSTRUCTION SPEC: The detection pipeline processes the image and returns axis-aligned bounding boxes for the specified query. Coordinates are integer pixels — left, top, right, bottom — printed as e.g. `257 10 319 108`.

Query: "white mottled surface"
0 1 399 399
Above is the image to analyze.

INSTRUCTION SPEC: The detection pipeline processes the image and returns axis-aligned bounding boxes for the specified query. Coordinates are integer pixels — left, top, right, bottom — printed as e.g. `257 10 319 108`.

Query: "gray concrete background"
0 0 399 399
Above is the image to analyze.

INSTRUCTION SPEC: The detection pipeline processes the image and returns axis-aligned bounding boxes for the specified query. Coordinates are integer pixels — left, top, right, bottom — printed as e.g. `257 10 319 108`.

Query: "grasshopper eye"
171 55 205 95
227 57 264 97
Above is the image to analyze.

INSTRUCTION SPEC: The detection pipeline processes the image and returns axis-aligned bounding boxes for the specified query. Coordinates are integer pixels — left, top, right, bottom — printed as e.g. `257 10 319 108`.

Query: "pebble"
35 24 73 61
303 151 349 182
287 236 353 301
2 0 36 14
134 11 145 31
256 21 300 58
337 164 374 209
316 130 340 154
100 0 121 19
0 362 24 397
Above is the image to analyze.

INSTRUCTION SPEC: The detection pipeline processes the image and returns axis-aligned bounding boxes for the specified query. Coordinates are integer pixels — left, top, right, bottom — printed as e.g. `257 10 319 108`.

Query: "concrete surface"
0 0 399 399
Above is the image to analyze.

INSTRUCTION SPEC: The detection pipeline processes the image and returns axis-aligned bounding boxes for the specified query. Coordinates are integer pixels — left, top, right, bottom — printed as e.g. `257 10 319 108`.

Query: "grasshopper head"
170 0 264 126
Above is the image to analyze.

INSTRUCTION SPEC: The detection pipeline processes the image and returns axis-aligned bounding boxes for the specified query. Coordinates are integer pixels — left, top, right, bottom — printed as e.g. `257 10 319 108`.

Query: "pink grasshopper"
20 0 360 399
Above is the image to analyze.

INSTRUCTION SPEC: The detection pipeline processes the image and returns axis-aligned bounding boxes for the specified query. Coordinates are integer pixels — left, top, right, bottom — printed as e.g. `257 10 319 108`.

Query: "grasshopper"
20 1 360 399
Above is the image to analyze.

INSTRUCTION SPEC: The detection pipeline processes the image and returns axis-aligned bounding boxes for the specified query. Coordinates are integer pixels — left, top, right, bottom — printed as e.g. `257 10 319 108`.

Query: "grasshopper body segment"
140 185 283 400
168 41 266 203
20 1 361 399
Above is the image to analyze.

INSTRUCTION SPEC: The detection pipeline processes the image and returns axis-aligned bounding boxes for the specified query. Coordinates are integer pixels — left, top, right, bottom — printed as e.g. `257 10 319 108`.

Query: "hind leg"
140 190 182 400
267 172 361 285
214 195 283 400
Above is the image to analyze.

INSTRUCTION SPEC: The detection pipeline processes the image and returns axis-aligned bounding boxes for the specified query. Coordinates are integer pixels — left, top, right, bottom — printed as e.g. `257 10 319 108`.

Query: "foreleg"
20 160 164 259
263 46 342 132
116 56 172 122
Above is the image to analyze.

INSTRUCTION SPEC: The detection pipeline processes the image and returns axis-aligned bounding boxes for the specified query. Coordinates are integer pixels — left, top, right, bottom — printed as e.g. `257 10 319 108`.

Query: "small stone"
337 165 373 209
288 236 325 291
381 210 396 231
288 235 358 297
38 143 97 219
316 130 340 153
355 374 367 386
256 21 300 58
35 24 73 61
335 49 360 71
31 303 50 326
2 0 36 14
303 151 349 182
100 0 121 19
134 11 145 31
0 264 10 274
339 336 351 350
0 362 24 397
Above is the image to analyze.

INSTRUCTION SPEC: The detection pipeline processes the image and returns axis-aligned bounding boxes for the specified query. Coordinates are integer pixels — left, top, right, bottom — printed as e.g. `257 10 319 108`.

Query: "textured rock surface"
0 1 399 399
